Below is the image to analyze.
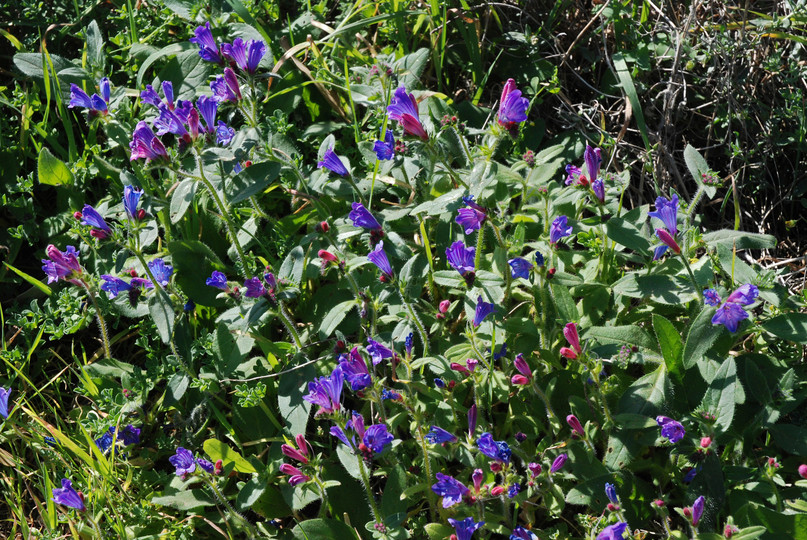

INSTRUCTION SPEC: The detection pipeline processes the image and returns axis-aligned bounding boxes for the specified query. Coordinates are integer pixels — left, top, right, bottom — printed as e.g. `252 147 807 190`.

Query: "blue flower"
0 387 9 419
140 85 162 108
535 251 544 267
339 348 371 391
42 245 82 284
445 241 475 277
68 82 107 113
405 332 414 356
493 343 507 360
215 121 235 146
648 195 679 236
455 207 486 235
550 453 567 473
711 301 749 333
726 283 759 305
434 378 445 388
317 146 349 176
703 288 722 307
448 517 484 540
597 522 628 540
95 430 114 452
169 447 196 476
387 86 428 140
123 185 143 220
431 473 469 508
510 526 538 540
206 271 228 290
189 22 222 64
363 424 394 454
656 416 685 443
196 458 215 474
100 275 132 298
367 241 394 281
51 478 85 511
565 164 585 186
592 178 605 203
373 129 395 160
692 495 705 526
80 205 111 238
498 79 529 127
367 337 394 365
508 257 532 279
381 388 401 400
477 432 511 463
197 96 218 133
683 466 700 483
549 215 572 244
129 122 167 162
148 259 173 287
244 277 267 298
120 425 140 446
425 426 457 444
349 202 382 230
99 77 111 104
605 482 619 505
473 296 496 327
221 38 266 74
303 366 344 415
507 483 520 498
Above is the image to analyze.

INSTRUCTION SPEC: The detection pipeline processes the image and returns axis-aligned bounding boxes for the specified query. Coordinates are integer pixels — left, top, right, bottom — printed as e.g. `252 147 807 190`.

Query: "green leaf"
613 53 650 150
618 365 668 416
279 246 305 285
164 373 189 407
148 290 175 344
277 360 313 437
152 488 214 510
550 283 578 322
606 217 651 253
202 439 256 473
583 325 657 351
3 262 52 295
565 472 621 506
381 466 407 519
761 313 807 343
292 518 358 540
170 178 197 223
37 147 74 186
683 144 717 198
136 42 192 88
683 307 719 369
319 300 356 338
735 501 807 539
744 361 772 405
85 20 103 69
225 161 281 204
702 230 776 250
168 240 224 307
653 314 683 380
769 424 807 455
613 272 698 305
699 356 736 436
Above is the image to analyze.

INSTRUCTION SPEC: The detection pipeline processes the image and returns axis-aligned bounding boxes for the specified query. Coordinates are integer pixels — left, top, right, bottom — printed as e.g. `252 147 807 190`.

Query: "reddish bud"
607 503 619 512
136 209 146 220
724 525 739 538
548 267 556 276
448 380 456 389
214 459 223 475
128 268 138 277
244 160 252 167
490 462 502 472
700 436 712 449
438 299 450 313
90 229 109 240
316 221 330 233
73 211 82 220
653 499 665 507
490 485 504 496
799 464 807 479
683 507 692 519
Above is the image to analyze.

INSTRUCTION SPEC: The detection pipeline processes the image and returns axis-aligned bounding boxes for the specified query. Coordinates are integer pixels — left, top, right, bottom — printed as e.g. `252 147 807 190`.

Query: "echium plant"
19 12 803 540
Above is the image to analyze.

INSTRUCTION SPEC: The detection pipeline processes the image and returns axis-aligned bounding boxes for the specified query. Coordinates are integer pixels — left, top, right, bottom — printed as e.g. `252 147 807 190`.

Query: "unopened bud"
136 209 146 220
73 211 82 220
490 462 502 472
316 221 329 233
490 485 504 496
700 436 712 449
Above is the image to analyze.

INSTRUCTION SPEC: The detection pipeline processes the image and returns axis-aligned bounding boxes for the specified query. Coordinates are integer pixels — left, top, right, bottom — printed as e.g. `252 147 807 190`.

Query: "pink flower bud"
566 414 585 437
450 362 469 374
511 374 530 386
490 485 504 496
799 464 807 479
563 322 582 355
653 499 665 507
700 436 712 449
318 250 339 264
559 347 578 359
513 353 531 378
490 462 502 473
295 434 309 457
281 444 308 464
438 300 450 313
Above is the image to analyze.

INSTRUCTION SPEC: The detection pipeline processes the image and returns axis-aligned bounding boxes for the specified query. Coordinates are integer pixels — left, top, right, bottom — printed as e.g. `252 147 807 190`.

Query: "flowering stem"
195 152 252 280
356 453 381 523
474 224 486 275
204 476 259 539
84 286 111 359
278 301 303 350
311 471 334 517
529 379 560 433
467 328 492 371
398 288 429 357
679 253 704 304
413 423 437 521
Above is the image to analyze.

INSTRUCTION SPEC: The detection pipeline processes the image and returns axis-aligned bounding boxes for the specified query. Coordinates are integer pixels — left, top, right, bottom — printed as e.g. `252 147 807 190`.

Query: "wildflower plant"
3 8 803 540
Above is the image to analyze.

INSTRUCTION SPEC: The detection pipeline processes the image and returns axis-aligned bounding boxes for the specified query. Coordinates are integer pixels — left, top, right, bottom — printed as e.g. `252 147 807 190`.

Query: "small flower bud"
439 299 450 313
136 209 146 220
724 525 739 538
653 499 665 507
566 414 585 437
490 462 502 473
528 462 541 477
214 459 223 475
73 211 82 220
316 221 329 233
799 464 807 479
700 436 712 449
515 432 527 443
490 485 504 496
607 503 619 512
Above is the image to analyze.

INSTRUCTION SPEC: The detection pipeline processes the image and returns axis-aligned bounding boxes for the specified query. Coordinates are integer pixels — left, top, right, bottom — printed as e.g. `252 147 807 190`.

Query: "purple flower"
405 332 414 356
95 430 114 452
550 453 568 473
197 96 218 133
148 259 173 287
42 245 82 285
190 22 222 64
511 526 538 540
366 337 394 366
317 146 349 176
498 78 529 129
387 86 428 140
648 195 679 236
303 366 344 415
535 251 544 267
381 388 401 400
656 416 685 443
494 343 508 360
367 241 394 281
221 38 266 74
455 207 486 234
169 447 196 476
120 425 140 446
330 425 355 448
280 463 310 485
215 121 235 146
597 522 628 540
473 296 496 327
0 387 10 418
514 354 532 379
339 348 371 390
244 276 267 298
704 288 721 307
549 215 572 244
592 178 605 203
448 517 484 540
711 301 749 333
508 257 532 279
692 495 705 526
507 483 520 498
425 426 457 444
683 466 700 483
129 121 168 161
373 129 395 160
726 283 759 305
100 275 132 298
68 82 107 113
99 77 111 104
584 145 602 182
140 85 162 107
210 69 241 102
206 271 228 290
528 462 541 477
51 479 85 511
348 202 382 230
153 104 188 137
363 424 394 453
80 205 111 237
445 241 475 277
196 458 215 474
655 228 681 255
605 482 618 505
565 164 586 186
468 403 477 436
477 432 511 464
431 473 468 508
162 81 175 109
123 185 143 220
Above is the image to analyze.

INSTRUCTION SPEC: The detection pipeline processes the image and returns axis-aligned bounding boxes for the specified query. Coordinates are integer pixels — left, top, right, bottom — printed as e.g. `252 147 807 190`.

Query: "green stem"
467 328 492 371
398 288 429 356
680 253 703 304
356 453 381 523
204 477 258 539
278 301 303 350
84 285 111 359
413 423 437 521
529 379 560 433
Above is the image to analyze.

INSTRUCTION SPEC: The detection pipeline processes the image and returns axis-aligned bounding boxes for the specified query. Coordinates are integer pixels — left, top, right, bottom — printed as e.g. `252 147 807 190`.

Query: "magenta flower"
129 121 168 162
692 495 705 526
592 178 605 203
566 414 584 437
387 86 428 140
42 245 82 285
431 473 468 508
468 403 477 436
51 479 85 511
210 69 241 102
584 145 602 182
279 463 310 486
550 453 568 473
